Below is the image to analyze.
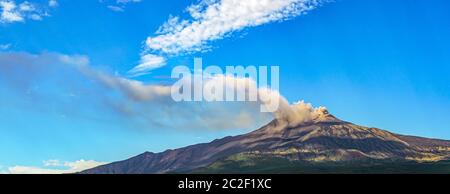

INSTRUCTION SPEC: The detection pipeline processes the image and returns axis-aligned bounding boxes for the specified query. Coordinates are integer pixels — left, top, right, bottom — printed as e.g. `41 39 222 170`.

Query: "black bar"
0 174 447 193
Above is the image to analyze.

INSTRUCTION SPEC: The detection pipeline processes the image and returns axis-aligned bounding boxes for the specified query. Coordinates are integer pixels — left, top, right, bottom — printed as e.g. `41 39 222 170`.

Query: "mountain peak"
263 107 345 135
272 101 345 130
311 108 343 123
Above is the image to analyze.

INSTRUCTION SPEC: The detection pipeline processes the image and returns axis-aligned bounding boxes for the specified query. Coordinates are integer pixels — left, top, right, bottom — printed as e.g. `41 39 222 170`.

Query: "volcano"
81 110 450 174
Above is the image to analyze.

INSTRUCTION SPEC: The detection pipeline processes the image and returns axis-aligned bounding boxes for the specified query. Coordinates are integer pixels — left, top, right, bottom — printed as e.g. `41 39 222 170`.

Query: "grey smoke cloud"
0 51 274 131
1 51 326 131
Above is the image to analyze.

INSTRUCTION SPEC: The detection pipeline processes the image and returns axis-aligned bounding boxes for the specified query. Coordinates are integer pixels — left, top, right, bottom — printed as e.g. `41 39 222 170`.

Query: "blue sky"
1 0 450 173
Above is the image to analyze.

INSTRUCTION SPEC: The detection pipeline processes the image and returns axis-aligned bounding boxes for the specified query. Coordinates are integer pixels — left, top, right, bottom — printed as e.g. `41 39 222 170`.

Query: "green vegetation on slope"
191 153 450 174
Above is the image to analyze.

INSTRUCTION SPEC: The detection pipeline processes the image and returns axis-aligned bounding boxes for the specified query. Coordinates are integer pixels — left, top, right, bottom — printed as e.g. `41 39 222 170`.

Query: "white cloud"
0 0 23 23
0 0 56 23
29 13 42 20
101 0 142 12
128 54 167 77
5 159 106 174
48 0 58 7
116 0 142 4
132 0 323 74
18 1 34 12
43 159 62 167
107 5 124 12
149 0 322 54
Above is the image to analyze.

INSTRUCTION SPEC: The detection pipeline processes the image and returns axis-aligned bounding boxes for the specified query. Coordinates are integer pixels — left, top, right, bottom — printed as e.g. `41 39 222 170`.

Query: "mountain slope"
192 153 450 174
81 110 450 174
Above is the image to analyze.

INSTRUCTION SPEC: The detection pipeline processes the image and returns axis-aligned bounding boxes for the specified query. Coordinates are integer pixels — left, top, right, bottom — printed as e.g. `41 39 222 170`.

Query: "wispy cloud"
4 159 105 174
107 5 124 12
48 0 58 7
128 54 166 77
0 43 10 50
100 0 142 12
130 0 323 76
